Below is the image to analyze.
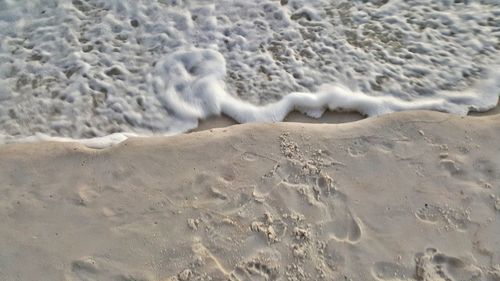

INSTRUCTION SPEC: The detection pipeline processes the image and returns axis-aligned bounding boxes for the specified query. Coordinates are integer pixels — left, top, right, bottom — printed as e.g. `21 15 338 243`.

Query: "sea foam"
0 0 499 147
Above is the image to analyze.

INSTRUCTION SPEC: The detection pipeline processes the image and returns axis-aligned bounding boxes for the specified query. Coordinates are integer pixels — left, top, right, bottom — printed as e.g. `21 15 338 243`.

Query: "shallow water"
0 0 499 145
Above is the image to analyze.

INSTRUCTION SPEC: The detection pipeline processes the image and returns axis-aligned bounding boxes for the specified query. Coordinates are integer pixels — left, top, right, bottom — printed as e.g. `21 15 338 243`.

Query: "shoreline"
192 99 499 134
1 99 498 148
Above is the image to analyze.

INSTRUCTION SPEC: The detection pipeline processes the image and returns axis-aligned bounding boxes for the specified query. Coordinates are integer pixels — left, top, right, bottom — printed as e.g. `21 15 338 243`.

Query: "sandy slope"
0 111 499 281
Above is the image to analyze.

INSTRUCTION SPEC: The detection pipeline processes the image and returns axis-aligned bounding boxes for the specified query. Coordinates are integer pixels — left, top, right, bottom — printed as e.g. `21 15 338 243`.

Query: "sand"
0 110 499 281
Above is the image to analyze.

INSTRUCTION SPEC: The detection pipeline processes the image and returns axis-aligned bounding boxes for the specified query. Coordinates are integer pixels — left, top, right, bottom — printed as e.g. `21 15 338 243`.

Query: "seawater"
0 0 499 147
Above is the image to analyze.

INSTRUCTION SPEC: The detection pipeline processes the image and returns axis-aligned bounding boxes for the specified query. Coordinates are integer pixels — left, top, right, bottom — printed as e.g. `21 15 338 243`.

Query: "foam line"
153 49 499 124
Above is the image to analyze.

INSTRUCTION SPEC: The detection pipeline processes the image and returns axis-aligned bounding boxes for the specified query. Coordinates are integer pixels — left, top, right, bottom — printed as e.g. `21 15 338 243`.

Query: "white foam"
155 48 500 123
0 0 499 147
10 132 134 149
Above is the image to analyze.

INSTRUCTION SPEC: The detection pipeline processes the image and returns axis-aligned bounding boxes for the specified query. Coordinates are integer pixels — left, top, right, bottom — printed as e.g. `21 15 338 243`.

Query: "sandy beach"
1 110 499 281
1 0 499 280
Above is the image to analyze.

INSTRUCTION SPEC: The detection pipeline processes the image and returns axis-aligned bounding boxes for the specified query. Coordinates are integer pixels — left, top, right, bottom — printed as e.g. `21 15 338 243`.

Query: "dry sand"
0 111 499 281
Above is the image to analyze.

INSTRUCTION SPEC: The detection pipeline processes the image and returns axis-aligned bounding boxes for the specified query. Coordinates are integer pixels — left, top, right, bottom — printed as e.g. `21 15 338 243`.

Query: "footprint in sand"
415 203 470 231
228 249 281 281
188 238 231 280
317 209 363 244
314 180 363 244
415 248 483 281
263 146 364 244
266 171 363 244
68 256 151 281
371 248 484 281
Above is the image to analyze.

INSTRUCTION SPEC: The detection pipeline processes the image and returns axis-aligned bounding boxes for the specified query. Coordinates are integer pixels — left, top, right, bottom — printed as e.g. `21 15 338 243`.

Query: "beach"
1 110 499 280
1 0 500 280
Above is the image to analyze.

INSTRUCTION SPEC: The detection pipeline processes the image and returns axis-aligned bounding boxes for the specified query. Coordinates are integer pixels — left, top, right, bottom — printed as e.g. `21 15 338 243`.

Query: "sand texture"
0 111 499 281
2 0 500 141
